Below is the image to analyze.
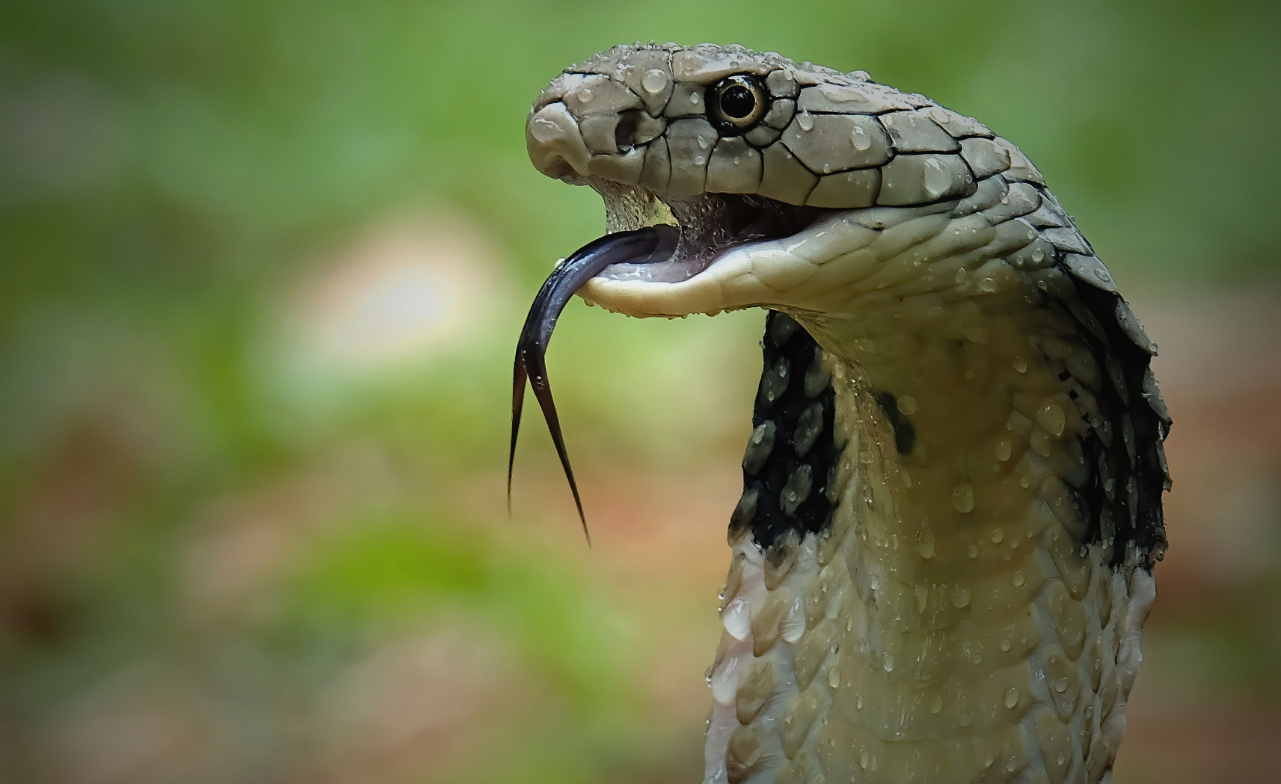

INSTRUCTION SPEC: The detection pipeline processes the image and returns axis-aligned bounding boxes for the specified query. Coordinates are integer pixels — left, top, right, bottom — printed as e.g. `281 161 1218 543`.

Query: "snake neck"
703 310 1158 784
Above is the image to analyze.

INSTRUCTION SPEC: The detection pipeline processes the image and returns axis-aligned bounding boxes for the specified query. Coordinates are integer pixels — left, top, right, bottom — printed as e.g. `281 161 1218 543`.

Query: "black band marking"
729 311 839 550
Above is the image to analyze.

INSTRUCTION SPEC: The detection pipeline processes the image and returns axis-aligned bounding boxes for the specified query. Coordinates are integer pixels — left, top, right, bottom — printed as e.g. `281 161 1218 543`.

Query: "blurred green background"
1 1 1279 782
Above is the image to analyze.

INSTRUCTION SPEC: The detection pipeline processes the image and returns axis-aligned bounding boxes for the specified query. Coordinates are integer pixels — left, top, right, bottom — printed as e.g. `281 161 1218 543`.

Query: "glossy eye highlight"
708 74 767 134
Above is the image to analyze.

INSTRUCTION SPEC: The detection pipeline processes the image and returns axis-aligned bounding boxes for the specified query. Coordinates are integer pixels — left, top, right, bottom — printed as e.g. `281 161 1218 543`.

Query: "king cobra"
509 43 1171 784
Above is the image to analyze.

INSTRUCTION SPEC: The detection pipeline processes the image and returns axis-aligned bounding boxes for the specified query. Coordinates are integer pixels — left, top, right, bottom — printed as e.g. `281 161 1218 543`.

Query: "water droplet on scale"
851 125 872 151
797 112 814 131
1012 356 1028 373
952 483 975 513
641 69 667 94
578 87 594 103
1036 399 1066 437
530 117 559 143
923 157 951 198
1004 686 1019 708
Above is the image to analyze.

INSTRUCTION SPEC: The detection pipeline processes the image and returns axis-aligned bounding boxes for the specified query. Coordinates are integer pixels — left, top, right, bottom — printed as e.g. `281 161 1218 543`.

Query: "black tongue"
507 224 679 543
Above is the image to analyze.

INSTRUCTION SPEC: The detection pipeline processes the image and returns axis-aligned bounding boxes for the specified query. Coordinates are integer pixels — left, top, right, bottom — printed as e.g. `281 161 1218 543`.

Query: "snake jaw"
570 182 826 318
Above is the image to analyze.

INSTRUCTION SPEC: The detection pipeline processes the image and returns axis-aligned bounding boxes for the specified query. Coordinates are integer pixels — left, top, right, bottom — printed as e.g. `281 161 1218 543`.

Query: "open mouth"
589 182 825 285
507 183 824 538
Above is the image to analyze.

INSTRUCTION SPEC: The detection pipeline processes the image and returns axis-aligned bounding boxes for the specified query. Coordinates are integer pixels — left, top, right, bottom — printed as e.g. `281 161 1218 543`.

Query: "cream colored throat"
704 348 1155 784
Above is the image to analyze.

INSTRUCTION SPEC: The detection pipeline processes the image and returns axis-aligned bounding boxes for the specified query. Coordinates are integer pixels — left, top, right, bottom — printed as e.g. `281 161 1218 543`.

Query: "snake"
509 43 1171 784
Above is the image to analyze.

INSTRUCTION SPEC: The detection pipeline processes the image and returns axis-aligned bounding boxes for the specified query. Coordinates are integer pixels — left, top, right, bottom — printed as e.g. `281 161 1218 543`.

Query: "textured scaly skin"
525 43 1170 784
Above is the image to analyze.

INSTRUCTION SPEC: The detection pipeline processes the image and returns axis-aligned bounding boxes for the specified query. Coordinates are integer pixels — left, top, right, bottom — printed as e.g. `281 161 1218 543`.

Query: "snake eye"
708 74 767 134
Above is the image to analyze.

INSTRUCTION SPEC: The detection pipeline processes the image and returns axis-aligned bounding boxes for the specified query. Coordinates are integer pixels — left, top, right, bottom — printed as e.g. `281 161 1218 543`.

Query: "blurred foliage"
0 1 1279 782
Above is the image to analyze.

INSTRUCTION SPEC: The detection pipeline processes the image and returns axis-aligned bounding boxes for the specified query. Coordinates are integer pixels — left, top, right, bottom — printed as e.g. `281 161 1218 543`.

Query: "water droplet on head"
851 125 872 151
641 69 667 94
952 482 975 513
797 112 814 131
1012 356 1028 373
923 156 951 198
990 527 1004 543
578 87 594 103
530 117 560 143
1013 570 1026 587
951 584 972 608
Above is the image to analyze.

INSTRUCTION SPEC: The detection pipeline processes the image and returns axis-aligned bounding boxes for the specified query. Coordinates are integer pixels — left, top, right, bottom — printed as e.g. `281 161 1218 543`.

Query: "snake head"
525 43 997 319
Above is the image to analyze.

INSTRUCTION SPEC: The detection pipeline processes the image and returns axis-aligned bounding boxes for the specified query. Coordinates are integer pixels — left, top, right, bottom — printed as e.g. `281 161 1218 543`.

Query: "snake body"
518 43 1170 784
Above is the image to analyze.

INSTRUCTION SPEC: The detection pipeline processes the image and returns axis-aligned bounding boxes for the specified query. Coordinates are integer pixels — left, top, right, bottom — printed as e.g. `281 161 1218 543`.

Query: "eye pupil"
720 85 756 119
707 74 767 135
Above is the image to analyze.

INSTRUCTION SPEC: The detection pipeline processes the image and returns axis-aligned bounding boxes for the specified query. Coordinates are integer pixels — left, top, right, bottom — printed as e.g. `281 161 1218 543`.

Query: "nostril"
615 110 640 151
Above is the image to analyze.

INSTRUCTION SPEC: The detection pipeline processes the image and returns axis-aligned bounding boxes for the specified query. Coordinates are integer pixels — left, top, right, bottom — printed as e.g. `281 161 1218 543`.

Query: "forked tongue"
508 224 679 542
